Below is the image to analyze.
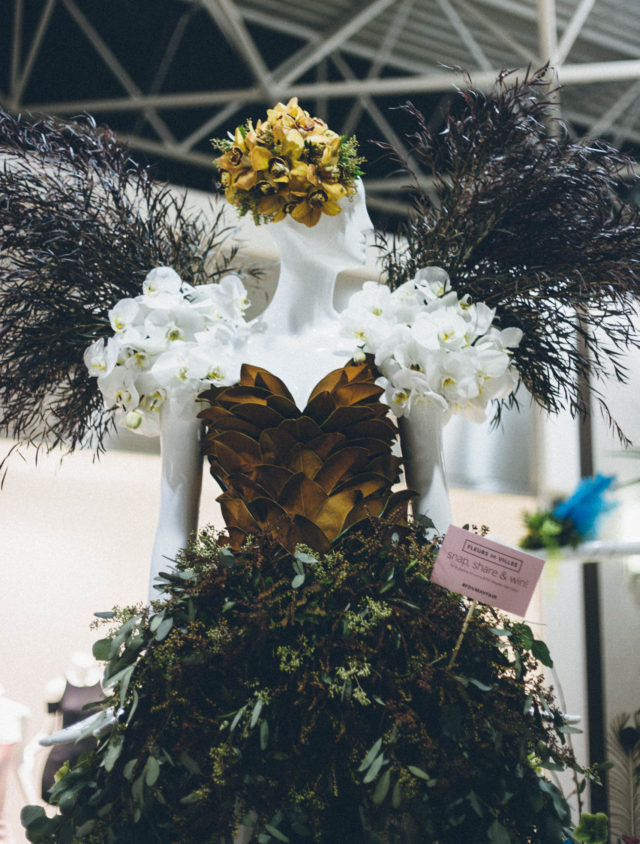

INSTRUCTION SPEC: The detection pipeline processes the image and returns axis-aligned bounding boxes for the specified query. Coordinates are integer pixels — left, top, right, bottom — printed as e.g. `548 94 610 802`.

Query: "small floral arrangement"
84 267 249 436
339 266 522 422
212 97 364 227
520 474 616 551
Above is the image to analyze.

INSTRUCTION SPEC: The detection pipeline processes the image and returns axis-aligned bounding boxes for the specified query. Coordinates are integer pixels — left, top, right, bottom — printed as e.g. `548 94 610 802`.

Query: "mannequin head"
269 179 373 274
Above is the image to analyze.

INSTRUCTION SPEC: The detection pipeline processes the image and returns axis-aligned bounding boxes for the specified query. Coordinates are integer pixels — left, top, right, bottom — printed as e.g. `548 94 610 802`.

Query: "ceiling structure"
2 0 640 221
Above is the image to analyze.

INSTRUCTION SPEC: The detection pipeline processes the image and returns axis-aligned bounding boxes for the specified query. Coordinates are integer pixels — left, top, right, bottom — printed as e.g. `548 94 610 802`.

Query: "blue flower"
553 474 616 538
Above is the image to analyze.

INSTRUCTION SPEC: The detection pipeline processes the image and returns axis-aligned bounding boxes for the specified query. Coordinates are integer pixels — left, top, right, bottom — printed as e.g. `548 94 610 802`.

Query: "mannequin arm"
149 400 203 602
398 403 452 537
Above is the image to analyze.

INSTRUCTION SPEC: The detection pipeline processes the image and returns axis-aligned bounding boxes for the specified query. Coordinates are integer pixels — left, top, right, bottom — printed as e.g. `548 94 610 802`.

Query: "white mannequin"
0 683 33 843
147 179 452 602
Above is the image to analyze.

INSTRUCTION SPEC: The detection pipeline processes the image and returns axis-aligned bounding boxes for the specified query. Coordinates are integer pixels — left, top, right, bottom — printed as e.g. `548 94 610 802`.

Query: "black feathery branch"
378 67 640 440
0 109 240 461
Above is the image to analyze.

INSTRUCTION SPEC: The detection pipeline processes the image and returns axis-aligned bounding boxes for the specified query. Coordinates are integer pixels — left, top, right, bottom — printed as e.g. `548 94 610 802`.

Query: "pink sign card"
431 525 545 617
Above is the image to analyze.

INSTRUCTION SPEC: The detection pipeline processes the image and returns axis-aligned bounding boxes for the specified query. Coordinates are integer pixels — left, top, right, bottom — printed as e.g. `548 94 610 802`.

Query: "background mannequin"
0 683 32 843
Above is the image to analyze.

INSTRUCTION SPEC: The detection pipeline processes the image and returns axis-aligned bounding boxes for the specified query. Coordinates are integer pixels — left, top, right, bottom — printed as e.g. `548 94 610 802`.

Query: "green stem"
448 600 478 671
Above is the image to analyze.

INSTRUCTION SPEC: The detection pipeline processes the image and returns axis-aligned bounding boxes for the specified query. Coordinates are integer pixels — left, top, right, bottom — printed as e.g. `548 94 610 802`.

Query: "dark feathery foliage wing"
379 67 640 440
0 109 239 460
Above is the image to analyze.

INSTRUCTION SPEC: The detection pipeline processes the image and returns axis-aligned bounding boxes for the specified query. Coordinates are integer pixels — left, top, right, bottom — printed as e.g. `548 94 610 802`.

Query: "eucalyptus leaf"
154 617 173 642
219 547 236 567
126 689 139 727
408 765 433 783
131 772 145 807
260 719 269 750
363 753 384 784
179 751 202 775
372 769 391 804
122 759 137 781
20 805 46 827
291 574 305 589
94 611 116 620
468 678 492 692
230 706 246 732
532 638 553 668
488 819 511 843
250 698 263 729
75 819 96 836
264 825 290 842
145 756 160 787
92 638 112 661
102 734 124 773
149 610 166 633
359 738 382 772
391 778 403 809
294 550 317 564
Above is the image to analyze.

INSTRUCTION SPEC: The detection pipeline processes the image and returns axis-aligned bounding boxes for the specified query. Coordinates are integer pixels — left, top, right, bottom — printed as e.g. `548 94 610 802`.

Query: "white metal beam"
10 0 23 105
12 0 56 106
475 0 640 60
200 0 272 96
177 102 242 152
331 52 414 164
582 79 640 140
25 58 640 117
61 0 176 145
239 5 433 76
452 0 539 64
275 0 399 89
554 0 595 65
537 0 558 63
341 0 416 136
437 0 493 72
536 0 562 131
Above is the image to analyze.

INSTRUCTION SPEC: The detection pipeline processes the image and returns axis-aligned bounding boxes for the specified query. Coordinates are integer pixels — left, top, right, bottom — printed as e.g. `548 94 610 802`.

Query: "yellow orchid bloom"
290 187 343 227
212 97 363 225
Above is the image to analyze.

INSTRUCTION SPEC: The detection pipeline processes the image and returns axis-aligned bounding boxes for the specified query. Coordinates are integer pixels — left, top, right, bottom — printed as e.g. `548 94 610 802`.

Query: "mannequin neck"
262 227 339 335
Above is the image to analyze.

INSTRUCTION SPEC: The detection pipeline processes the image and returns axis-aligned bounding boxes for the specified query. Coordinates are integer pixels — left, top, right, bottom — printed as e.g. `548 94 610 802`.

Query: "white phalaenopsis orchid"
340 267 522 423
85 267 250 435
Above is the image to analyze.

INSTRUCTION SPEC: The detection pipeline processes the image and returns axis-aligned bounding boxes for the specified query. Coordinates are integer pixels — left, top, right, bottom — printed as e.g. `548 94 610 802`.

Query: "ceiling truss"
3 0 640 215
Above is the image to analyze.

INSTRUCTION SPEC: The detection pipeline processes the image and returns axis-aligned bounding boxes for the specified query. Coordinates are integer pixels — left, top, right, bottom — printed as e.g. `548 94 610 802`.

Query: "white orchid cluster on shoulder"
340 266 523 423
84 266 249 436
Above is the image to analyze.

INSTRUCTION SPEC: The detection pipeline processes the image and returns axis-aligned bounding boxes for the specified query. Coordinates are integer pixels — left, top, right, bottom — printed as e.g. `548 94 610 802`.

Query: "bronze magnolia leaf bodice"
198 358 412 553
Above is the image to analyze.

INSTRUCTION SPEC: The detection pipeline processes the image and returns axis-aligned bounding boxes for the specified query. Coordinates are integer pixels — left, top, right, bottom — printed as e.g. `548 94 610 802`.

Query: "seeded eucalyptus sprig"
379 67 640 439
0 109 240 465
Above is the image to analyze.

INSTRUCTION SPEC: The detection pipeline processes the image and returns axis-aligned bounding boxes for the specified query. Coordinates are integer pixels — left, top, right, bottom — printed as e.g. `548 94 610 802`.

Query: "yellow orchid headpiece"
212 98 365 228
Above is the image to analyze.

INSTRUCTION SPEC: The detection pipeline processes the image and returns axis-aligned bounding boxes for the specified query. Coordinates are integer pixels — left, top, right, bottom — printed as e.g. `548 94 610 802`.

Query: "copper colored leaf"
266 394 300 418
199 406 257 436
306 368 348 401
322 405 372 432
333 382 384 406
289 447 325 478
304 391 337 423
339 473 389 498
248 497 288 528
347 419 397 440
232 402 284 430
288 515 331 554
254 465 294 497
219 495 259 535
314 489 362 538
223 473 268 503
278 416 323 443
279 474 326 520
305 432 346 460
245 365 294 400
313 447 369 493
